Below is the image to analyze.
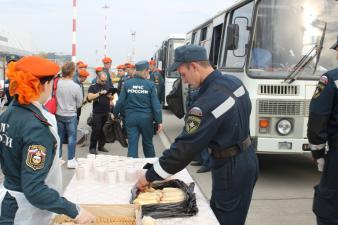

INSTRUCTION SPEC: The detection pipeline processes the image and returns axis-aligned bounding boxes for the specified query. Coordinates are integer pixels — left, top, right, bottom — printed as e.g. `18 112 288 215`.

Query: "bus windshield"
167 39 185 78
248 0 338 79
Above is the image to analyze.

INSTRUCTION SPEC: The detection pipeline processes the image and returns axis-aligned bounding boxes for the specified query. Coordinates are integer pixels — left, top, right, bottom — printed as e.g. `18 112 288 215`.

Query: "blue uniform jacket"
73 72 84 98
103 69 114 89
0 99 78 218
150 70 164 99
114 76 162 123
146 70 252 181
308 68 338 151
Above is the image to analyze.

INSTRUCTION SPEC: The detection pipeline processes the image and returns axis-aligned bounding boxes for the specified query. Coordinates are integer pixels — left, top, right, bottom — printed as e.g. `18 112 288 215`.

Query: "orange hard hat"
76 61 84 66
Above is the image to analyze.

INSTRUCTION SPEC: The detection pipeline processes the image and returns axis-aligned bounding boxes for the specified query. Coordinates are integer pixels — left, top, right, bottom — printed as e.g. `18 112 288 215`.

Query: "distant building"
45 53 72 66
0 26 35 79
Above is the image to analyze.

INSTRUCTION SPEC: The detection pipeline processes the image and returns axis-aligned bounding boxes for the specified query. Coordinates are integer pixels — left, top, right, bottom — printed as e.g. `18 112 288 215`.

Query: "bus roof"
167 33 186 40
187 0 249 34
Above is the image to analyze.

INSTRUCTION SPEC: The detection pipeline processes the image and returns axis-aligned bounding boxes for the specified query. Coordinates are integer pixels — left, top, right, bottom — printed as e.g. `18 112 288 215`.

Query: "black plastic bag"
87 113 94 126
166 78 185 119
103 117 128 148
130 179 198 218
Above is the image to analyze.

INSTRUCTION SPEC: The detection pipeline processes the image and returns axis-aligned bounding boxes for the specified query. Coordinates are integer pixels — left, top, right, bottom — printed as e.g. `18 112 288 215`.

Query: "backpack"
44 77 60 114
166 78 185 119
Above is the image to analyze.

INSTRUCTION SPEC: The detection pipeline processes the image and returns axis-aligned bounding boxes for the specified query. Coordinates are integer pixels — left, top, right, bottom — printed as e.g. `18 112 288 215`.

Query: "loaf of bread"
133 187 185 205
141 216 156 225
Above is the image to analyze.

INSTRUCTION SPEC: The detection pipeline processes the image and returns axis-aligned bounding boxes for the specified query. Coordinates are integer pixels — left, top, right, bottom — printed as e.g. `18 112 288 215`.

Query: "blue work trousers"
125 114 155 158
56 115 77 160
313 149 338 225
210 147 258 225
199 148 210 168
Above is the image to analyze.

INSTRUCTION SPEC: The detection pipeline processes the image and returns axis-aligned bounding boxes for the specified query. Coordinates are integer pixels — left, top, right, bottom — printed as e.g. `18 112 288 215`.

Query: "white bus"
183 0 338 153
154 34 186 107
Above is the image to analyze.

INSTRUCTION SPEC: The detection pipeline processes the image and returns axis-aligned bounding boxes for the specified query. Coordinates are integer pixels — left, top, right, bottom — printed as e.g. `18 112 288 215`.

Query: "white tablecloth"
63 157 220 225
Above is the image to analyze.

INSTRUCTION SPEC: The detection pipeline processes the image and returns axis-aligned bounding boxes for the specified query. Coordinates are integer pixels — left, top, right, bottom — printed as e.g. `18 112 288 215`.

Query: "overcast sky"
0 0 236 66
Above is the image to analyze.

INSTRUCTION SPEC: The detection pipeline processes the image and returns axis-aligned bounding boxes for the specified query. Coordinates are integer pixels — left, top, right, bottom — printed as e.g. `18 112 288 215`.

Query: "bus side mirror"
225 24 239 50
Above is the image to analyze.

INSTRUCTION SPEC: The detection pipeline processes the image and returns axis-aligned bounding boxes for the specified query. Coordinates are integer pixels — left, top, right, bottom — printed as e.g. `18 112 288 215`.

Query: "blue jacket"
114 75 162 123
103 69 114 88
146 70 252 181
308 68 338 151
0 99 78 218
150 70 164 96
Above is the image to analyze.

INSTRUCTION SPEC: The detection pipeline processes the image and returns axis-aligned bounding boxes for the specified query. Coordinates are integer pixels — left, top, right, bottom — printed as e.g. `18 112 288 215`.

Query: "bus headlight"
276 119 292 136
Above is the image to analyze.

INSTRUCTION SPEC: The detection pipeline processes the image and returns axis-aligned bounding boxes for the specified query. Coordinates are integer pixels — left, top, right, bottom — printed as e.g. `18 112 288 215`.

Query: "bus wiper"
313 22 327 74
284 22 327 84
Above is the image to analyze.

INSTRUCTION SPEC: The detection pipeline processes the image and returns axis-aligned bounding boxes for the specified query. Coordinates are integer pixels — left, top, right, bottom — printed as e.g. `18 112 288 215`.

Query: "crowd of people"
1 37 337 224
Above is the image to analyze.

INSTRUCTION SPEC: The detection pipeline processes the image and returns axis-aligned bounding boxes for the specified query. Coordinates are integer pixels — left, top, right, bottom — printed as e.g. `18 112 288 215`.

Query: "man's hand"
74 207 95 224
99 90 108 96
111 114 115 120
311 157 325 172
157 123 163 134
136 175 150 192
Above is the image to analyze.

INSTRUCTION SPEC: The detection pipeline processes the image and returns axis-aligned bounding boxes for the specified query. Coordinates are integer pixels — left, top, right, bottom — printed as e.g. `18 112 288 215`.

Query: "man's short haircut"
182 61 211 69
62 61 75 78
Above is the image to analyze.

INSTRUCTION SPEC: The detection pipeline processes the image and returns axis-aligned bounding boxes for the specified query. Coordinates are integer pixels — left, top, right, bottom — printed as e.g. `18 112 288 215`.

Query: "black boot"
196 166 211 173
191 161 202 166
98 147 109 152
89 148 97 154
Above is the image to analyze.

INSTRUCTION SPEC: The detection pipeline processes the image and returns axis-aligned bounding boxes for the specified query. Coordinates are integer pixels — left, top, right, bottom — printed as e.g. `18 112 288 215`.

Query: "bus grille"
258 100 307 116
258 85 299 95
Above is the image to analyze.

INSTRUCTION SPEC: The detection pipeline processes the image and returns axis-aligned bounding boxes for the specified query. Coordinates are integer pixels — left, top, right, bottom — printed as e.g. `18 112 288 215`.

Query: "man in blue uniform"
102 57 114 89
73 69 89 122
186 86 211 173
307 36 338 225
117 64 130 95
124 63 135 79
136 45 258 225
113 60 163 158
149 60 164 103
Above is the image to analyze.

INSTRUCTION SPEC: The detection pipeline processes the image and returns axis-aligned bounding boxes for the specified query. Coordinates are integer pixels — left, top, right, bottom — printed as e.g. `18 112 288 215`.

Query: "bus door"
164 39 185 107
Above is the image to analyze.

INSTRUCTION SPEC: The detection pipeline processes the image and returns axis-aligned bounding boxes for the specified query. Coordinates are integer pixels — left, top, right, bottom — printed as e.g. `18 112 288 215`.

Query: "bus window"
248 0 338 79
221 1 254 69
200 26 208 44
0 57 4 80
209 24 223 67
191 32 197 45
167 39 185 78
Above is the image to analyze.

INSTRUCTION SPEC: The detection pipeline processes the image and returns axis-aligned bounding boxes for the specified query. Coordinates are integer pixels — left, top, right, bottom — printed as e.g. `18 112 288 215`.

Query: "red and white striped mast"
102 4 110 58
72 0 77 62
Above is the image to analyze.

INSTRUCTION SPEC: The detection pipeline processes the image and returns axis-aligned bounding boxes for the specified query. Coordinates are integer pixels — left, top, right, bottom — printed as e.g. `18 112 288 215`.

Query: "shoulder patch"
185 115 202 134
320 75 328 85
313 75 328 99
189 107 203 117
26 145 47 170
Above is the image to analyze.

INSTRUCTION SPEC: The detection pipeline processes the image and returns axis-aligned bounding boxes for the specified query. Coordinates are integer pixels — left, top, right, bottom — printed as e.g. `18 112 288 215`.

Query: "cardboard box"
52 204 142 225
